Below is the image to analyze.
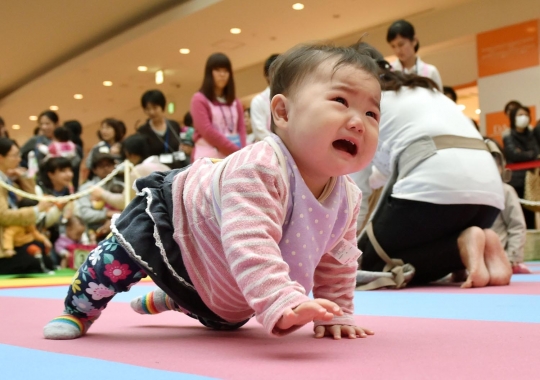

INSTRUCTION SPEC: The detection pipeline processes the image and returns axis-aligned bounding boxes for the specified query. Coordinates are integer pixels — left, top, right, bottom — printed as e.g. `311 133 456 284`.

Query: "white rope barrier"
0 160 134 206
520 199 540 207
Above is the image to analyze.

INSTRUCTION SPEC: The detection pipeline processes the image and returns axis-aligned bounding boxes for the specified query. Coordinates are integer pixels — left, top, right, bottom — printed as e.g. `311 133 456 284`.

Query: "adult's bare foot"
458 227 490 288
483 229 512 286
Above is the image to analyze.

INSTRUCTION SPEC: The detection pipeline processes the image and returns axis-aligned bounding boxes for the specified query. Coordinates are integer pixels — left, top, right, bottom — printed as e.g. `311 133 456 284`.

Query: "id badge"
227 134 241 147
330 239 362 264
173 151 186 161
159 153 173 164
99 146 110 153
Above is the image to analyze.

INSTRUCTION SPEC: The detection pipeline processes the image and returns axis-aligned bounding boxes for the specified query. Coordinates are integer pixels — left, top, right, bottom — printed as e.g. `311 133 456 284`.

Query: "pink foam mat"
1 297 539 379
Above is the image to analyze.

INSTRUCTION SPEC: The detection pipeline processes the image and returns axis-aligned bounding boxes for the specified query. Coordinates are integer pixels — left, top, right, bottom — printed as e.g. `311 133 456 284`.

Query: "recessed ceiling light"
74 94 83 100
12 125 20 130
29 116 37 121
137 66 148 72
230 28 241 34
457 104 466 111
292 3 304 10
475 109 481 115
179 48 190 54
155 70 164 85
103 81 113 86
50 105 59 111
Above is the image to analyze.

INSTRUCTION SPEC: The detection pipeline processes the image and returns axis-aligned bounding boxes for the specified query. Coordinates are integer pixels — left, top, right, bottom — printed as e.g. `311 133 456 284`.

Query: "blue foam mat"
2 283 539 323
0 344 217 380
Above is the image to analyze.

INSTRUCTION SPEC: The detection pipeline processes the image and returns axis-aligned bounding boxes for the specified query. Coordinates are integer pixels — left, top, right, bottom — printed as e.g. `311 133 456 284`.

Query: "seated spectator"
250 54 280 142
91 134 170 211
35 157 76 264
48 126 79 160
54 215 88 268
138 90 184 168
487 140 531 274
75 153 123 234
20 110 59 168
0 138 54 274
0 117 10 138
502 104 538 228
63 119 84 190
85 118 125 172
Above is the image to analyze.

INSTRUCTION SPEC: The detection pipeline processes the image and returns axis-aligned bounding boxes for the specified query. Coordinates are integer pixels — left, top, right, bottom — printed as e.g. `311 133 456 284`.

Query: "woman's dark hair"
183 112 193 127
0 138 17 157
504 100 522 116
141 89 166 110
99 118 125 142
200 53 236 104
122 134 150 162
509 105 530 130
264 54 280 78
0 117 4 126
39 157 72 190
53 126 71 142
386 19 419 52
38 110 59 124
443 86 457 102
63 120 83 148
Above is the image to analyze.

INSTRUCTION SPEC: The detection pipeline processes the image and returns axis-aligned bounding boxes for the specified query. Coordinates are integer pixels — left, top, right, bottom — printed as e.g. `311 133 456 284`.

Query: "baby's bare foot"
458 227 489 288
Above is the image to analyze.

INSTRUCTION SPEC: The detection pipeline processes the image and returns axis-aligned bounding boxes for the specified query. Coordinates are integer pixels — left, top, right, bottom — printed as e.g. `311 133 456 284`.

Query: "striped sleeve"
218 145 312 335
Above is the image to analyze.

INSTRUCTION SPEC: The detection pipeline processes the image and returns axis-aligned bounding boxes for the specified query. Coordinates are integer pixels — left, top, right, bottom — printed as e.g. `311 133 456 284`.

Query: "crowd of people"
0 17 537 340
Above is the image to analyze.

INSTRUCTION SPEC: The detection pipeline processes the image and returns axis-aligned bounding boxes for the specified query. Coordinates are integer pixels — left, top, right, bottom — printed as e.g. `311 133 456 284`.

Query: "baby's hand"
276 299 343 331
314 324 374 340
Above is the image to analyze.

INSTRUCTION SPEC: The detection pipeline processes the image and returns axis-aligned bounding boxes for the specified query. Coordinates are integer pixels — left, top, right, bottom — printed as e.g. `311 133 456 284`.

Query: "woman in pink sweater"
190 53 246 160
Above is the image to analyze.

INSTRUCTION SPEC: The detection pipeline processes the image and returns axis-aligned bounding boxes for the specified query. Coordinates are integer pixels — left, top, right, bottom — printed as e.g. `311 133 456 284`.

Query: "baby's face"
66 223 85 241
276 61 380 190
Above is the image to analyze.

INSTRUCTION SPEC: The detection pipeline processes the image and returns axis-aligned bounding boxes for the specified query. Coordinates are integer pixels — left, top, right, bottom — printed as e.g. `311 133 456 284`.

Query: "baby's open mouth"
333 139 357 156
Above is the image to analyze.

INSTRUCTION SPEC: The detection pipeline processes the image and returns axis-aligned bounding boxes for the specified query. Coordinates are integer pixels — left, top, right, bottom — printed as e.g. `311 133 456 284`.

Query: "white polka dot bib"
271 135 352 292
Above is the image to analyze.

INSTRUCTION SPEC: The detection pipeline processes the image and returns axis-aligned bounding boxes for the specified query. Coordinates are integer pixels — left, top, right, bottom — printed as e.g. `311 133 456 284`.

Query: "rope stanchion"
0 160 134 204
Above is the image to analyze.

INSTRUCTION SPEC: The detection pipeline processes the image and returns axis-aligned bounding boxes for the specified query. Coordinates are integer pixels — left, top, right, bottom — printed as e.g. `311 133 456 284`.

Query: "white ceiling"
0 0 492 144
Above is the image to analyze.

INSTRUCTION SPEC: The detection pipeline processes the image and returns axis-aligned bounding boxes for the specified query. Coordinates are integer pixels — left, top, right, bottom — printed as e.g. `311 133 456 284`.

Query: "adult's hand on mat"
276 299 342 331
314 324 374 340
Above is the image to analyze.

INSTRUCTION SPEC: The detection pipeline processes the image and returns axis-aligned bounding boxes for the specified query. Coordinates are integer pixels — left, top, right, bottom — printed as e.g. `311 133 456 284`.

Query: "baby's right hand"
275 299 343 331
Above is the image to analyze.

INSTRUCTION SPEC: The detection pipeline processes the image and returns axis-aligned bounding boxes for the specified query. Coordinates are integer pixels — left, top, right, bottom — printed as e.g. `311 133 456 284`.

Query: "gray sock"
43 315 93 340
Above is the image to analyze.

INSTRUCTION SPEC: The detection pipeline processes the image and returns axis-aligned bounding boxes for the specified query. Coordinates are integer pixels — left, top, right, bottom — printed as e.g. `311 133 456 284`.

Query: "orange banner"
477 19 539 78
485 106 537 145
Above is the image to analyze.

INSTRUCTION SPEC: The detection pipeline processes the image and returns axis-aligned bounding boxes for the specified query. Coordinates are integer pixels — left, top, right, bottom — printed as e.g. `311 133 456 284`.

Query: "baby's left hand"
314 324 374 340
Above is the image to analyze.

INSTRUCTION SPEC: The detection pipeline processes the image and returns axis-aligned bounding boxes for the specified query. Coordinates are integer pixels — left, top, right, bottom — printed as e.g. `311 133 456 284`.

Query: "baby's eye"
366 111 377 119
333 97 348 107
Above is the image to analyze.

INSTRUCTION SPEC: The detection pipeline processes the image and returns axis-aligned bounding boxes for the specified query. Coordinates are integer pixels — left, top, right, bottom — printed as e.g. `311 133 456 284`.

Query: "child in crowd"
54 216 89 268
43 43 381 341
48 126 79 160
487 140 532 274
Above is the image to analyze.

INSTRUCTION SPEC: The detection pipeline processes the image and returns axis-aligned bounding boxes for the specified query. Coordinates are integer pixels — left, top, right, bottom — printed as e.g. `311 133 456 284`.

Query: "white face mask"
515 114 530 128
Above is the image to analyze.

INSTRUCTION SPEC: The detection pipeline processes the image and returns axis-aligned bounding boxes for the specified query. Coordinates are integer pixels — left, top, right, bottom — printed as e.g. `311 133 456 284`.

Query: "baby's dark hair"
109 183 124 194
66 215 85 229
53 126 71 142
269 43 380 131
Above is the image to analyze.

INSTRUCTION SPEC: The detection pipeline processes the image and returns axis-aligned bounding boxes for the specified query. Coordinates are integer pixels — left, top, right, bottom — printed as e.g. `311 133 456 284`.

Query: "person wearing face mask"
386 20 443 91
502 105 539 229
190 53 246 160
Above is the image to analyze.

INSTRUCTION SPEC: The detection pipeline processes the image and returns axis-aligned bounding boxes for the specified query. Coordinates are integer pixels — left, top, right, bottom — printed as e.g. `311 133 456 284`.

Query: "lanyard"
219 104 234 133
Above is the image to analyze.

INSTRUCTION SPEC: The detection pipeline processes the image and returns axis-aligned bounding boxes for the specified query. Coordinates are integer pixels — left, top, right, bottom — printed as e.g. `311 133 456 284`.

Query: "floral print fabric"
62 234 146 322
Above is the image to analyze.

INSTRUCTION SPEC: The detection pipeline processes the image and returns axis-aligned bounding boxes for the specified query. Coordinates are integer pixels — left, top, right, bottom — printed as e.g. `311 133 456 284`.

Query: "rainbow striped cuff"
52 315 85 333
142 293 160 314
